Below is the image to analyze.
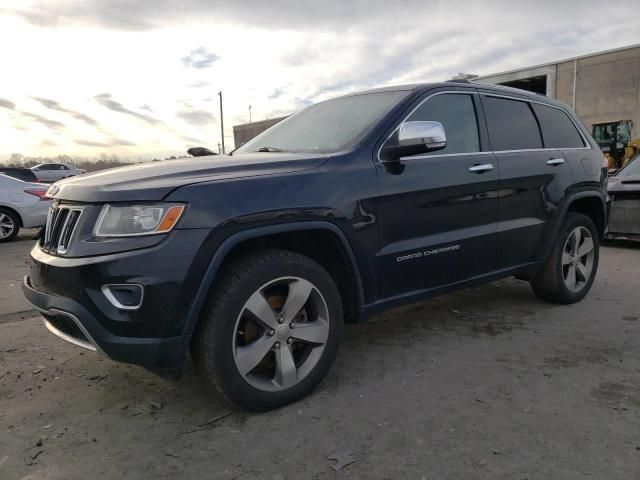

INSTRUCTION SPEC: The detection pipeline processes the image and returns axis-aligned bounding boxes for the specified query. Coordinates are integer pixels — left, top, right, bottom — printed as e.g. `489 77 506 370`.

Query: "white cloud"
0 0 638 160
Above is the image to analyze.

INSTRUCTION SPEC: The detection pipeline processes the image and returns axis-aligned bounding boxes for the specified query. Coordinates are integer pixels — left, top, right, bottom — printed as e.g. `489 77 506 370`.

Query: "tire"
0 208 20 243
530 212 599 304
192 249 343 411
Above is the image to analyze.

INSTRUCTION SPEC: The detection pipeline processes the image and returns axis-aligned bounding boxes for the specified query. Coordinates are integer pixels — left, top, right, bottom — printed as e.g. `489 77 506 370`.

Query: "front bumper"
23 275 184 369
23 228 213 376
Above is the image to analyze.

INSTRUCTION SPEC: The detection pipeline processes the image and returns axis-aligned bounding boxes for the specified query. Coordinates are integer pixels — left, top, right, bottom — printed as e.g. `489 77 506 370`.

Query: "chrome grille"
42 204 83 255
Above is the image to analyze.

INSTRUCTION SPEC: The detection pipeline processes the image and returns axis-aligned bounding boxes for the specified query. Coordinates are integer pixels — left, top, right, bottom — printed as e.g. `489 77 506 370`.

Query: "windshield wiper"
254 146 291 153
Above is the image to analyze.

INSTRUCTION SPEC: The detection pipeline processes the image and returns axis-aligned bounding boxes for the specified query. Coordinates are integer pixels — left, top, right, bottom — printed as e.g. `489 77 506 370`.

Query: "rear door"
480 93 574 268
377 89 500 298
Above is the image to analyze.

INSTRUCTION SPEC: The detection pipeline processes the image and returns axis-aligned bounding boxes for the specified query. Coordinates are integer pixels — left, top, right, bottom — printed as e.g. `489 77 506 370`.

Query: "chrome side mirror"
381 121 447 161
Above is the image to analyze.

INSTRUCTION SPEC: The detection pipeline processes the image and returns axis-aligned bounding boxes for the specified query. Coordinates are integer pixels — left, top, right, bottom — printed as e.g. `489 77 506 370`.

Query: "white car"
31 163 86 182
0 174 51 242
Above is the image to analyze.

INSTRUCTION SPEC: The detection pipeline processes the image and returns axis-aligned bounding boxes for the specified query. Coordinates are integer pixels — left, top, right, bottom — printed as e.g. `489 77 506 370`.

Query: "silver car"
0 174 51 242
31 163 86 183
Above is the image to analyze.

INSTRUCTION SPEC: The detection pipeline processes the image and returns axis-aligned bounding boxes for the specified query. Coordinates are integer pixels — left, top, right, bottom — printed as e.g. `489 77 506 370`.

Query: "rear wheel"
0 209 19 243
192 249 343 411
530 213 599 304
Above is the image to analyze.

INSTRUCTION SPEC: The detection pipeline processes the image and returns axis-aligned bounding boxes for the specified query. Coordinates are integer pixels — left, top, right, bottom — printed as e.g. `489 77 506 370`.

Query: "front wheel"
192 249 343 411
530 213 599 304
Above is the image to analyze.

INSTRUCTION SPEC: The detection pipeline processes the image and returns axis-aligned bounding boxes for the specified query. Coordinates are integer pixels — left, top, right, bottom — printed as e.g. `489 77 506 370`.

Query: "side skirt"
361 261 543 320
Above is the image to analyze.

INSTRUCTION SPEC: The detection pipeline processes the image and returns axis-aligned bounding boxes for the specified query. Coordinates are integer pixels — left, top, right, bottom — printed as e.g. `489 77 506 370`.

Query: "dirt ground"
0 229 39 321
1 238 640 480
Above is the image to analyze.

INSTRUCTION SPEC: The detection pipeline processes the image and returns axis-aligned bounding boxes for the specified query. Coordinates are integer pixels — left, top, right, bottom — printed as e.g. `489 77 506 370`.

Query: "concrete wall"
477 45 640 140
232 116 288 147
557 47 640 140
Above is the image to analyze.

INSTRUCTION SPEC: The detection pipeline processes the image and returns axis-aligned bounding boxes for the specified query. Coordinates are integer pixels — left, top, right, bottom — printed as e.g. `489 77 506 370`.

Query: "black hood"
49 153 329 202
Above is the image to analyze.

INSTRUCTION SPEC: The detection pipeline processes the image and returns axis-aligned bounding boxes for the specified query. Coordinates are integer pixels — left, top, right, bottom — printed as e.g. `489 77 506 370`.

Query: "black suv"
23 82 608 410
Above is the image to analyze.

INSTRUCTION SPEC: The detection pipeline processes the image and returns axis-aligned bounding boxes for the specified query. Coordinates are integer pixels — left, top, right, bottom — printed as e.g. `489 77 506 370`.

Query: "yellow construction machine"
592 120 640 170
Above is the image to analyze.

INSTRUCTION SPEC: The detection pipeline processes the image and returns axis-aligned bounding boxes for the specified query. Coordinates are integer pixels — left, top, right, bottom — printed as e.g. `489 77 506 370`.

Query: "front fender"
171 220 365 372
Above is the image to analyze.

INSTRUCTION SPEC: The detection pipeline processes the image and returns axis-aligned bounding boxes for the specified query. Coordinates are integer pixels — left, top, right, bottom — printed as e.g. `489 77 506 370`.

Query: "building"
232 116 287 148
476 44 640 158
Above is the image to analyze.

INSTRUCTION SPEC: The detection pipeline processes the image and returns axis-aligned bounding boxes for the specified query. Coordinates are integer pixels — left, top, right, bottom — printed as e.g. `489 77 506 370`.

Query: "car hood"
48 153 330 202
608 174 640 193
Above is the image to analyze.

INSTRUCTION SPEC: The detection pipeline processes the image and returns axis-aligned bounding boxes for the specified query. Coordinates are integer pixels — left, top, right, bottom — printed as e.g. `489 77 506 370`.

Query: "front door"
376 90 500 298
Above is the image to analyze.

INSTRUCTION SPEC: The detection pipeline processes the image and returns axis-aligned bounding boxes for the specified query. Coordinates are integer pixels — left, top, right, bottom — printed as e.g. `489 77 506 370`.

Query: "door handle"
546 158 565 166
468 163 494 173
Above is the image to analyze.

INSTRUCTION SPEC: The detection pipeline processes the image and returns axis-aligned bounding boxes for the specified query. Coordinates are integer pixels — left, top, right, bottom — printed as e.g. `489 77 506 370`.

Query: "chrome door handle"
468 163 494 173
546 158 565 166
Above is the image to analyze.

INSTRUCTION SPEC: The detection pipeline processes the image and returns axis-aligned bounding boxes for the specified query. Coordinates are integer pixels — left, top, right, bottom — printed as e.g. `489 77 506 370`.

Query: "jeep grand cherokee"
23 82 608 410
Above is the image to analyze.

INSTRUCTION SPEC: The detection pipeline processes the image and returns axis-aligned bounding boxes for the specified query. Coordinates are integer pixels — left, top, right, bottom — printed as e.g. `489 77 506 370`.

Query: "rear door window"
406 93 480 155
482 96 542 151
532 103 585 148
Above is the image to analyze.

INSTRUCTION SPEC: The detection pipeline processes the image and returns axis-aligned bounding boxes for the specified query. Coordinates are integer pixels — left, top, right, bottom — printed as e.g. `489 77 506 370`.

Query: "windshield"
618 155 640 177
235 91 408 154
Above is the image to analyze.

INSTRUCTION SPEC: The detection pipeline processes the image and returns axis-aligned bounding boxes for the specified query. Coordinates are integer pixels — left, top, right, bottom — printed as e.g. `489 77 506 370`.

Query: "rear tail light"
24 189 49 201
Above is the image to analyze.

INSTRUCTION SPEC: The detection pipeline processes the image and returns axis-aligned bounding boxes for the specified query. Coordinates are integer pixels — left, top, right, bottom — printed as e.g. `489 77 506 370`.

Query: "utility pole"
249 105 252 123
218 91 225 154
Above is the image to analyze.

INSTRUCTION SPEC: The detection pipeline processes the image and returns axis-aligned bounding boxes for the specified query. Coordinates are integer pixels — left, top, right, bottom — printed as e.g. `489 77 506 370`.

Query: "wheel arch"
566 192 607 239
539 191 607 262
173 221 365 370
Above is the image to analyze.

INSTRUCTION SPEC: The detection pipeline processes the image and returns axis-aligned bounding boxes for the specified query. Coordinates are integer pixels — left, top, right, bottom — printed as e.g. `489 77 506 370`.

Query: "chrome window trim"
376 88 592 163
101 284 144 311
398 151 493 161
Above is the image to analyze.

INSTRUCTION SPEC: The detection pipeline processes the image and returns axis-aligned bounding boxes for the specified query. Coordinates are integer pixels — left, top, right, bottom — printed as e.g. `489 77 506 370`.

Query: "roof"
341 80 546 100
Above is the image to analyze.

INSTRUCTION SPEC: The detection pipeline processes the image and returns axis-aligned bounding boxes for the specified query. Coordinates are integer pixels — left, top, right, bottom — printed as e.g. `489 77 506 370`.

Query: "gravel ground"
1 240 639 479
0 229 39 321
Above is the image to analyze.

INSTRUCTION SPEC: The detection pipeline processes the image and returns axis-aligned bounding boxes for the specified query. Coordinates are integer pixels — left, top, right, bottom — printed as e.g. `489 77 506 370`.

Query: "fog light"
101 284 144 310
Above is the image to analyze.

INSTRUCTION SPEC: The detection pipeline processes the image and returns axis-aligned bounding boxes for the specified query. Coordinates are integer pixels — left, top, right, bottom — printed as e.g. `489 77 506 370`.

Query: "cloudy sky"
0 0 638 161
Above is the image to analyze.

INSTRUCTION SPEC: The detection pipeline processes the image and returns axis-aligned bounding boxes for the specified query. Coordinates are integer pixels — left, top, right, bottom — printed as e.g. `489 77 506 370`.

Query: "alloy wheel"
0 213 15 240
561 226 595 292
232 276 330 392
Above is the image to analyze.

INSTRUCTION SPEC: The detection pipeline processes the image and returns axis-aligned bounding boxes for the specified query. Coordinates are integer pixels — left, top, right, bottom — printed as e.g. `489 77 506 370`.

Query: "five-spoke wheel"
561 226 595 292
192 250 343 411
233 277 330 391
531 212 599 304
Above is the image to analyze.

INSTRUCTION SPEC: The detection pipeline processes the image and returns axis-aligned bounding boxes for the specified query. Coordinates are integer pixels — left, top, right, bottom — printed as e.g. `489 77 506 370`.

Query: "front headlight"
94 203 185 237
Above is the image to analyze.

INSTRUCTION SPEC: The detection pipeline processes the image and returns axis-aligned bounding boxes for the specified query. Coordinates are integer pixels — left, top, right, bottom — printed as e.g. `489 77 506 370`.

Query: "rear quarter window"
482 96 542 151
532 103 585 148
